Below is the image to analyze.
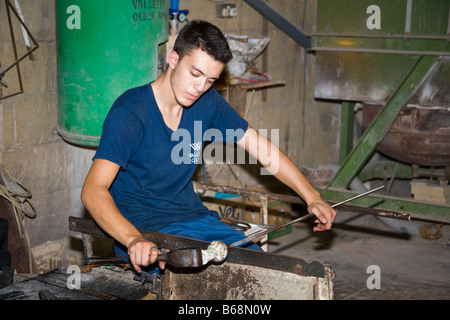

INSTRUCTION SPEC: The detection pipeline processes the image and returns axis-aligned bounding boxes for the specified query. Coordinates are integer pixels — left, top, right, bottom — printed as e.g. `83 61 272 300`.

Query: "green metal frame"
312 1 450 222
339 101 355 165
312 35 450 56
328 55 439 189
322 55 450 222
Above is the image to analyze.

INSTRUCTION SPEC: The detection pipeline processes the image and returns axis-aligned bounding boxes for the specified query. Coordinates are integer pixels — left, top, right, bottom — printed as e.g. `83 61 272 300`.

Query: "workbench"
0 216 334 300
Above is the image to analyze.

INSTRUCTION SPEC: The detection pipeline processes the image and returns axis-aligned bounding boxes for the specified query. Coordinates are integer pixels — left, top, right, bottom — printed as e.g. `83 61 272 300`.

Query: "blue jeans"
114 212 262 274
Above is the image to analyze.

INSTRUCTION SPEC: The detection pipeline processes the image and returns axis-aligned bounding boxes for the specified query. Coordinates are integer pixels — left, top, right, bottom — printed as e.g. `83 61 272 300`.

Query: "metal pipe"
193 182 410 221
330 185 385 208
243 0 311 48
405 0 413 35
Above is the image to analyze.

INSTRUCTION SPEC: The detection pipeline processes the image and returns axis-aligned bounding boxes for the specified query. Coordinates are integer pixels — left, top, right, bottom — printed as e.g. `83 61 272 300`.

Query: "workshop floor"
268 211 450 300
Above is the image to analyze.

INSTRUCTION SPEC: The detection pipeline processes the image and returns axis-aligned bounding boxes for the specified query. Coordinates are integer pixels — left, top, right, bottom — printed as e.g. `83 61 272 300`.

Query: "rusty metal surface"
362 104 450 167
162 262 334 300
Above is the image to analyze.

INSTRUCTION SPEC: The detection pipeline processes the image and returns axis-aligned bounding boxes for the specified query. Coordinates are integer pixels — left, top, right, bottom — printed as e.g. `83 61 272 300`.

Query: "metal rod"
194 181 306 205
243 0 311 48
0 0 39 101
267 186 386 238
405 0 413 34
194 182 409 220
86 256 129 261
330 185 385 208
1 0 39 76
229 185 395 248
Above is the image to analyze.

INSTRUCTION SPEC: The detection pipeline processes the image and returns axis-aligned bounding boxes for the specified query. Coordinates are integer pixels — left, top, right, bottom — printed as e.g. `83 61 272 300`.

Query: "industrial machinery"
311 0 450 223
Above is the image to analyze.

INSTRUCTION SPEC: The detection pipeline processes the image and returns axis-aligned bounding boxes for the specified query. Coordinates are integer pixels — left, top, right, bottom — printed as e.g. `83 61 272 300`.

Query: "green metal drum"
56 0 169 146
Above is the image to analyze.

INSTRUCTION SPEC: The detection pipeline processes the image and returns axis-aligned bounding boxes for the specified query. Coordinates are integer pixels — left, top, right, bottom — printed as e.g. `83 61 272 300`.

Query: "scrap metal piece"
1 0 39 100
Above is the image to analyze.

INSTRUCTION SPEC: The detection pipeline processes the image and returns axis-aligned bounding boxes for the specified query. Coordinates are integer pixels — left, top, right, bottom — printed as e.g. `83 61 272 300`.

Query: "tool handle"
156 252 167 262
87 252 168 263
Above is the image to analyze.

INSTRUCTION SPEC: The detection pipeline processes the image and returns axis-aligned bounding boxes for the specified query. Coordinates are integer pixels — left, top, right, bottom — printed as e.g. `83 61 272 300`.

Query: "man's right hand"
127 237 166 272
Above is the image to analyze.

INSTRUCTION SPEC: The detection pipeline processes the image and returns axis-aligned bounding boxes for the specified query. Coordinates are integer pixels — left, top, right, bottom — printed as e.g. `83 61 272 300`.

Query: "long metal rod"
194 182 410 220
229 186 395 248
330 185 385 208
1 0 39 76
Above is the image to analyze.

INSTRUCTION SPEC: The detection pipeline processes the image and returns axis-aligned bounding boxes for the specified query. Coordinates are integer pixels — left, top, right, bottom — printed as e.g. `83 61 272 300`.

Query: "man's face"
169 49 224 107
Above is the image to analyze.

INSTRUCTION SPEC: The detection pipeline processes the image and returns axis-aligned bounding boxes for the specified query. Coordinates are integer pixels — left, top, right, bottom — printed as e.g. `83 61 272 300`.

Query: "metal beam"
312 35 450 56
339 101 355 164
243 0 311 48
328 55 440 189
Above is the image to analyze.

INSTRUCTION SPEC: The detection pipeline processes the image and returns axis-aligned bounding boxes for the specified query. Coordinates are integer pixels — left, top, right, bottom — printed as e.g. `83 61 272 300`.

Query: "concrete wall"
0 0 340 272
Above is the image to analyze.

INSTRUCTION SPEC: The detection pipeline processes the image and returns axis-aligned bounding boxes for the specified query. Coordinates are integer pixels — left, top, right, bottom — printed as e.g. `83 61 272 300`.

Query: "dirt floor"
268 210 450 300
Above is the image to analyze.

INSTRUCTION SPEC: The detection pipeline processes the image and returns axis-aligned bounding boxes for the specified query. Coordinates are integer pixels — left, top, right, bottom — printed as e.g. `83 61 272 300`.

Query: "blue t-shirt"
93 83 248 231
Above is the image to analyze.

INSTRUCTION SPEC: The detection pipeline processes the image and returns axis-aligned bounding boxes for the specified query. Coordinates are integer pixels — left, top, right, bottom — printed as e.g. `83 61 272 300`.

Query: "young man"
81 20 336 273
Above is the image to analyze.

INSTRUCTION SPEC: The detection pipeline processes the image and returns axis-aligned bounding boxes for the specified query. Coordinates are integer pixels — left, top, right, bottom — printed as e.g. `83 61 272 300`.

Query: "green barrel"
56 0 169 146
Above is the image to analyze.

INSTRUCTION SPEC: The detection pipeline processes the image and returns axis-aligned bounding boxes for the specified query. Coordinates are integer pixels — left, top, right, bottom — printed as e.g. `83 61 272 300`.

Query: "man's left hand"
308 201 337 232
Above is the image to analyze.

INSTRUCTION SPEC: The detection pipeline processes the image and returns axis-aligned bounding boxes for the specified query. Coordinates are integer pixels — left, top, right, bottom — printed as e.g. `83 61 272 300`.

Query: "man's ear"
168 50 179 70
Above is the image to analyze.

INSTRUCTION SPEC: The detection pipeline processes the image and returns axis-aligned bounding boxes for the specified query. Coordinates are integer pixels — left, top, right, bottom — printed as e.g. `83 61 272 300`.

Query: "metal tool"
86 248 204 268
86 240 228 268
229 185 386 248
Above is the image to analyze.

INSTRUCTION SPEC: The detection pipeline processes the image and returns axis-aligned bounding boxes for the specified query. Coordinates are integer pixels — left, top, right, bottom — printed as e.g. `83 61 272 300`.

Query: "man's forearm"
81 184 144 248
270 149 323 205
238 126 322 205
